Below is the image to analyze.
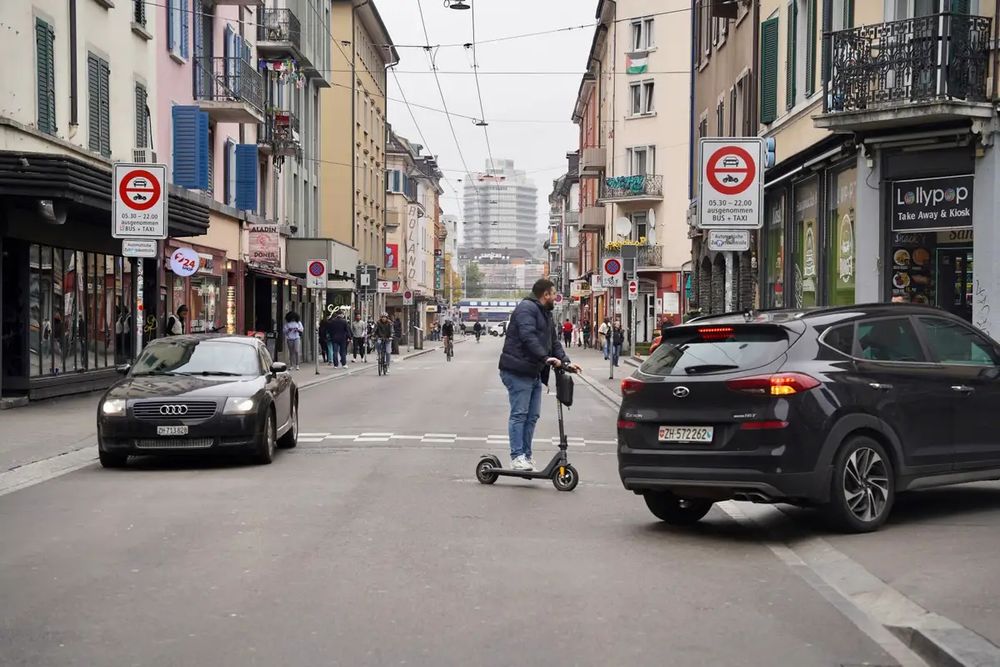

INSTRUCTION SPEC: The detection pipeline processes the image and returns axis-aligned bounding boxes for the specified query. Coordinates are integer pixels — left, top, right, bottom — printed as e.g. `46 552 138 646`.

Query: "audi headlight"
223 397 256 414
101 398 126 416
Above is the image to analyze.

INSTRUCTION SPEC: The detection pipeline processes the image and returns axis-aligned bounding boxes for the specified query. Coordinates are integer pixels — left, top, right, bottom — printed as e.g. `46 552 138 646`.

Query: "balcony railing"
259 108 301 157
825 13 991 115
637 244 662 268
600 174 663 202
257 8 302 54
194 56 264 116
579 146 606 178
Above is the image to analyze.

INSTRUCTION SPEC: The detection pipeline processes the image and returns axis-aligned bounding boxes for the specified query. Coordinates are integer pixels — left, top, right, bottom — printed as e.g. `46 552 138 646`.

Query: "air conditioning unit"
133 147 158 163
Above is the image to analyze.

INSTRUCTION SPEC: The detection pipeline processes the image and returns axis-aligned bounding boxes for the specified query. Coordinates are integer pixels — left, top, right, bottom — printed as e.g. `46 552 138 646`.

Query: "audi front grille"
134 438 215 450
132 401 218 421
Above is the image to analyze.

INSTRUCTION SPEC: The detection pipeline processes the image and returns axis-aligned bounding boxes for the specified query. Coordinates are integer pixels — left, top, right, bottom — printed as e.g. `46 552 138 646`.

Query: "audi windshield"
131 339 262 377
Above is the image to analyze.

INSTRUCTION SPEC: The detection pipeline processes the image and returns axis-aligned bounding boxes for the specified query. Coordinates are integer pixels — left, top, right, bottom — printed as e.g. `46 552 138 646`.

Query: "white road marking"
0 446 97 498
298 433 329 437
325 435 357 440
360 432 393 437
392 435 423 440
354 437 391 442
421 438 455 443
304 432 606 447
425 433 457 438
455 436 485 442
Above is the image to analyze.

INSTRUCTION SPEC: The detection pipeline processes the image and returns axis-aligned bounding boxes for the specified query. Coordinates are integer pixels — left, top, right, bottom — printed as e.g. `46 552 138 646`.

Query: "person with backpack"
166 305 187 336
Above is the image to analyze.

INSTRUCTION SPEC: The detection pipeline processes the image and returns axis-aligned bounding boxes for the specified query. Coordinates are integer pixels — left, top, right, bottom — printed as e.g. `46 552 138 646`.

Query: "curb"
888 625 1000 667
575 371 623 408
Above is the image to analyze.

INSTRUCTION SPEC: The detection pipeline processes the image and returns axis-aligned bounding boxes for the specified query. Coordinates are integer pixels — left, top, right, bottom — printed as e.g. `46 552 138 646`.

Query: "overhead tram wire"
468 0 503 234
414 0 480 197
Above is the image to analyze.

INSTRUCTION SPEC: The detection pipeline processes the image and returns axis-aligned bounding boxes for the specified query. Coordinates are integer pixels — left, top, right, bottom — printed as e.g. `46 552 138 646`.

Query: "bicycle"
376 338 391 376
444 335 454 361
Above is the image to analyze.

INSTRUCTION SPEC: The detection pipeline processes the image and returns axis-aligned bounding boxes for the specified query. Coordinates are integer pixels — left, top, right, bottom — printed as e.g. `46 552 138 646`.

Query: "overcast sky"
376 0 597 237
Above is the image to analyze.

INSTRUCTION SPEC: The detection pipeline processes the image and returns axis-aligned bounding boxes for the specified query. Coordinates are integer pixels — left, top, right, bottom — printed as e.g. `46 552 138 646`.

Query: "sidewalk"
0 341 446 473
570 344 641 403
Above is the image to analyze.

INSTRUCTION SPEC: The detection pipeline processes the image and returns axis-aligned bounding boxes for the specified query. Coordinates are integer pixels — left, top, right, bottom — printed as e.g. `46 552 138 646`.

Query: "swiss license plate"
156 425 189 436
658 425 714 443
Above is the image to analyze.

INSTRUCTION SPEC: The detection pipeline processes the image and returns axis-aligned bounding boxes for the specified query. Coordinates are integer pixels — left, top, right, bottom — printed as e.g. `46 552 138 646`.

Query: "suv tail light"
621 378 644 396
726 373 820 396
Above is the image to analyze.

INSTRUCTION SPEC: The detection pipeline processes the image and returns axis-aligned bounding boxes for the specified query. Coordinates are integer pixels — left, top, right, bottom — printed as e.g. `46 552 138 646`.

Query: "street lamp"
445 0 471 9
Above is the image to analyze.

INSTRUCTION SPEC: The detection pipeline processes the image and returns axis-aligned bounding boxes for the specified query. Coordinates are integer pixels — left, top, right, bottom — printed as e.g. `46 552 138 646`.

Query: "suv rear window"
640 325 790 377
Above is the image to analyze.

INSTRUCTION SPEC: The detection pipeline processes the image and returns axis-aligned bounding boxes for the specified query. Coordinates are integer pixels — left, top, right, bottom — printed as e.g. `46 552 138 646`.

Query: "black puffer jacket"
498 297 570 382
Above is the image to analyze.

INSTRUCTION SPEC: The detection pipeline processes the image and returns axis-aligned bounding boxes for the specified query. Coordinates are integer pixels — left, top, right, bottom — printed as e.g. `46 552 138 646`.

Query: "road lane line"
354 437 391 442
360 432 393 437
392 435 423 440
455 436 486 442
421 438 455 443
324 435 357 440
425 433 457 438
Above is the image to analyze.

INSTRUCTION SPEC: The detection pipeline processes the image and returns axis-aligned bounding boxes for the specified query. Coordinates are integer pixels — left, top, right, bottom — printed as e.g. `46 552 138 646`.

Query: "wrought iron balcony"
817 13 993 132
599 174 663 203
258 108 301 158
193 56 264 123
257 9 305 62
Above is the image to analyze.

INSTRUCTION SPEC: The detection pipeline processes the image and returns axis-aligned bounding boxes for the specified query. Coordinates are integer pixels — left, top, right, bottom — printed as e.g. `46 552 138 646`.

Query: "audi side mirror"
270 362 288 375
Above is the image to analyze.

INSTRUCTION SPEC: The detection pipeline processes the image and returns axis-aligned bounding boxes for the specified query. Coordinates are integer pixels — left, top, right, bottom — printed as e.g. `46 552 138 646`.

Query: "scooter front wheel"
476 456 501 485
552 464 579 492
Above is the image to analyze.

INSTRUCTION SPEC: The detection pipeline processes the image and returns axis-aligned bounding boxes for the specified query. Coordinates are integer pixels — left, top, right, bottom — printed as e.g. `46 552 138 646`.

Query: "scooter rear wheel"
476 457 500 485
552 464 579 492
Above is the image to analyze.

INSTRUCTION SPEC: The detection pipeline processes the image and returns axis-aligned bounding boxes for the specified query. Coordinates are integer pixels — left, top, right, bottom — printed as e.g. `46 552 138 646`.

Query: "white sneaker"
527 457 537 470
511 455 531 471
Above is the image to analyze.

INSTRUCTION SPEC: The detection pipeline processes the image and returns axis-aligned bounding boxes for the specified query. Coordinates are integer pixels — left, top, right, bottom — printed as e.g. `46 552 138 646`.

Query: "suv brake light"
621 378 644 396
726 373 820 396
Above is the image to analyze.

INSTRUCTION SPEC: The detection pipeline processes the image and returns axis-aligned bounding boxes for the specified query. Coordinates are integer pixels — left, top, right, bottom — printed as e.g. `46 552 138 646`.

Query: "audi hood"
102 374 266 402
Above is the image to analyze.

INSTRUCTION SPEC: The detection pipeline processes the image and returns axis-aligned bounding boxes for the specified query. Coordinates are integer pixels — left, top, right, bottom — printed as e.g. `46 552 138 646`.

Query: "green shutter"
135 84 148 148
87 54 100 152
35 19 56 135
846 0 854 28
786 1 797 109
760 17 779 124
99 59 110 157
806 0 817 96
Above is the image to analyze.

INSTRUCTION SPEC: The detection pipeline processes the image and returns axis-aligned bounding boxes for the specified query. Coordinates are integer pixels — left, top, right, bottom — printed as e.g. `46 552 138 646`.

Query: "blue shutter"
172 105 208 189
234 144 258 212
167 0 175 52
180 0 189 58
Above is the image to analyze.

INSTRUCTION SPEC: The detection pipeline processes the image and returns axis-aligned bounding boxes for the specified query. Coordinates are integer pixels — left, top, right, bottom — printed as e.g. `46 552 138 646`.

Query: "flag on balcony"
626 54 648 75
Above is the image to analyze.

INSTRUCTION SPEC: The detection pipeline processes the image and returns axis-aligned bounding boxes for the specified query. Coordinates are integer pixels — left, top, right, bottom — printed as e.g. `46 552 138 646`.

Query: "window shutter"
99 59 111 157
135 84 148 147
36 19 56 135
223 139 233 205
180 0 189 58
172 105 208 189
951 0 971 14
167 0 175 52
235 144 259 212
806 0 817 96
786 1 797 109
760 17 779 124
87 54 100 152
846 0 854 28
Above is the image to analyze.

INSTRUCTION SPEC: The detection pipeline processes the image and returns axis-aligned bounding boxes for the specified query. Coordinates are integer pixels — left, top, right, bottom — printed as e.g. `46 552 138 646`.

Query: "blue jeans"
611 342 621 366
328 341 347 367
376 338 390 367
500 370 542 460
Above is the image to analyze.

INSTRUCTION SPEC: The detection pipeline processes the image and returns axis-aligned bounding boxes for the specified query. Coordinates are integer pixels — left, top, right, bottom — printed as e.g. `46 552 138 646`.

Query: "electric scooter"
475 365 579 492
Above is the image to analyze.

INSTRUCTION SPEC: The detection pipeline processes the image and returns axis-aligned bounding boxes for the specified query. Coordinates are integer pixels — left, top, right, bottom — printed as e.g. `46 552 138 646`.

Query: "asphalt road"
0 338 908 666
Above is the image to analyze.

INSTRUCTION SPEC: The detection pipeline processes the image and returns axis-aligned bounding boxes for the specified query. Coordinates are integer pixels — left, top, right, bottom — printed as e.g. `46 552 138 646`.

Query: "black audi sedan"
618 304 1000 532
97 335 298 467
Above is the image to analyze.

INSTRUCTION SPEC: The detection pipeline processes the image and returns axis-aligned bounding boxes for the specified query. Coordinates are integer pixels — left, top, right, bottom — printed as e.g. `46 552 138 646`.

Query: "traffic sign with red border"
698 138 764 230
113 163 167 239
306 259 327 289
627 279 639 300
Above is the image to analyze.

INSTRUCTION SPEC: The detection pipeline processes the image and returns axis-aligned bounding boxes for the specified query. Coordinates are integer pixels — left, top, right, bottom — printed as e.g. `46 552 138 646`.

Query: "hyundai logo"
672 386 691 398
159 404 189 416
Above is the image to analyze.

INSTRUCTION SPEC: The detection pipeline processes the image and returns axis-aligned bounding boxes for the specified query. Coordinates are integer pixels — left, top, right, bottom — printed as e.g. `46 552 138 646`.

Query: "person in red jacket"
561 318 573 347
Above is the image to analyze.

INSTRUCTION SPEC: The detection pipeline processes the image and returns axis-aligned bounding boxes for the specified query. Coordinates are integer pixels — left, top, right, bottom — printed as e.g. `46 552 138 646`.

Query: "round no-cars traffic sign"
119 169 162 211
706 146 756 196
308 261 325 277
604 258 622 276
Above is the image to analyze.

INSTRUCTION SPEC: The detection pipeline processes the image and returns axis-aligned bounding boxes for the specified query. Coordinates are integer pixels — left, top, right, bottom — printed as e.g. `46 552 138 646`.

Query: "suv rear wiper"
683 364 740 375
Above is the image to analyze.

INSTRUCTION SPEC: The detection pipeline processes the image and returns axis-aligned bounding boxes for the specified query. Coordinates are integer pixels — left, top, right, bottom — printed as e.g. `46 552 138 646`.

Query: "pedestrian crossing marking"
295 432 619 447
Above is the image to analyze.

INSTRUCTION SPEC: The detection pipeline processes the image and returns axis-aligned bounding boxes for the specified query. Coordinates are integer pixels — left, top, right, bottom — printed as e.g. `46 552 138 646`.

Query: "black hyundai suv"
617 304 1000 532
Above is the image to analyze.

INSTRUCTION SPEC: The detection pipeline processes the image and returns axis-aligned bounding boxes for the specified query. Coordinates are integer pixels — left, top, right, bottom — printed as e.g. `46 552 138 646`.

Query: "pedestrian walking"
598 318 611 359
324 311 350 367
351 313 368 363
393 315 403 354
318 313 330 363
581 320 592 348
499 279 581 472
561 318 573 347
165 305 187 336
610 319 625 366
283 311 304 370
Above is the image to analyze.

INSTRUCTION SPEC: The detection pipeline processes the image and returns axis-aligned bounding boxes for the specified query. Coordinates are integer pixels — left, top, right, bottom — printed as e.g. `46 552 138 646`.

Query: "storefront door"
936 248 974 322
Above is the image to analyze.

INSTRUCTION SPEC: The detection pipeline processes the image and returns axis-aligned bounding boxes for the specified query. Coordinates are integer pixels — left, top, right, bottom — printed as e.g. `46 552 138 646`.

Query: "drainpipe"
821 0 833 114
992 0 999 101
69 0 78 126
688 0 696 202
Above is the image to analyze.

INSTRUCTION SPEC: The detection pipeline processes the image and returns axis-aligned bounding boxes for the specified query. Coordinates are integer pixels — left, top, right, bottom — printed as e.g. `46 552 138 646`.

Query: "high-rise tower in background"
461 159 538 255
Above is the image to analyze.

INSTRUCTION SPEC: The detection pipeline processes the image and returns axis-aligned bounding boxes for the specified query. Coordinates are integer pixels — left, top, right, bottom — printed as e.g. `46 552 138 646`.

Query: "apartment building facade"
320 0 398 320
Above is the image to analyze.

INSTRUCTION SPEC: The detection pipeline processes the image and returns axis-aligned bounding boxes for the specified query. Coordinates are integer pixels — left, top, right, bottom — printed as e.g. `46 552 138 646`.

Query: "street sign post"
113 163 167 239
402 290 414 305
306 259 327 289
708 229 751 252
376 280 394 294
122 239 157 258
602 256 623 287
698 138 764 230
627 279 639 300
554 293 564 306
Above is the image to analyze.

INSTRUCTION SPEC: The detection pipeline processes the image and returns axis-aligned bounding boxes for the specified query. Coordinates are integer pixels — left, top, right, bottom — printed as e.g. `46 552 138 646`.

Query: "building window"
729 86 737 137
630 211 648 241
716 100 724 136
135 83 148 148
133 0 146 27
627 146 655 176
167 0 189 59
793 177 819 308
631 17 654 51
35 19 56 135
764 191 786 308
87 53 111 157
629 81 654 116
832 0 854 30
760 16 779 123
828 165 857 306
701 3 712 60
698 115 708 140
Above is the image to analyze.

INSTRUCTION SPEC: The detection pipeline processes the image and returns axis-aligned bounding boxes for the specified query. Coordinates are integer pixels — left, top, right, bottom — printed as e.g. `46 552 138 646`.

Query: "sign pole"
134 257 144 362
314 288 321 376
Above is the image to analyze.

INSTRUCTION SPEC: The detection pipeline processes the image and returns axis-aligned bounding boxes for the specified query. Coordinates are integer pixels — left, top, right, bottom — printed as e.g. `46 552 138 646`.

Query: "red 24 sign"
170 247 200 277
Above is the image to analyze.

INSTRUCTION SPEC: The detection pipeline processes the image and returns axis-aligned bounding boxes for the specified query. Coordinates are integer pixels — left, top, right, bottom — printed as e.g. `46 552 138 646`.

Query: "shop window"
793 178 819 308
827 166 856 305
764 192 786 308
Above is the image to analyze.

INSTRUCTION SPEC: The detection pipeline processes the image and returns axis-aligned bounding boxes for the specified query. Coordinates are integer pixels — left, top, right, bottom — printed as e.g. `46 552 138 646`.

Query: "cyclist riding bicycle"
473 320 483 342
374 313 393 369
442 319 455 356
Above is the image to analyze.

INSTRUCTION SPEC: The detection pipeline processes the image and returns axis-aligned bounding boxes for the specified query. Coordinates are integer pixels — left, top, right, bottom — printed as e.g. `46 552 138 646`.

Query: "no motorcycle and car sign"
698 138 764 230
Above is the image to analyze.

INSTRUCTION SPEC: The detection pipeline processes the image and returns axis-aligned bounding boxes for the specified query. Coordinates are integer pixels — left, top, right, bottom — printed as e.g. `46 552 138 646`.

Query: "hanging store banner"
248 224 281 265
891 175 973 232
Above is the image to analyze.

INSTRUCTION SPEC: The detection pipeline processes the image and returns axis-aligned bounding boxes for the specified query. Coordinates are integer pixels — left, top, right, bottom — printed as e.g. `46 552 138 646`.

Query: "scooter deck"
490 464 564 480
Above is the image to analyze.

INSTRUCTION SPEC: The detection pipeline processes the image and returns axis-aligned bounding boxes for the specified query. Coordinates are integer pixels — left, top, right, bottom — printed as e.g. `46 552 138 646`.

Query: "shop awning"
247 264 304 285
